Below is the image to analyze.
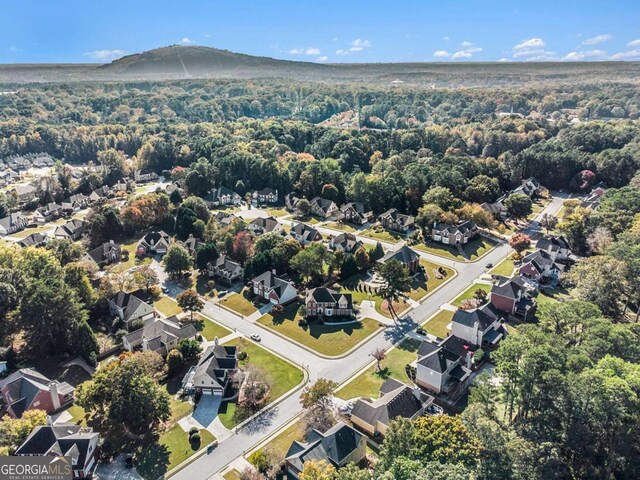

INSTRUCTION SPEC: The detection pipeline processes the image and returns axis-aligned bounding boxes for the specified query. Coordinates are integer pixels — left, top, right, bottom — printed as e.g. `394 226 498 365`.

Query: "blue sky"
1 0 639 63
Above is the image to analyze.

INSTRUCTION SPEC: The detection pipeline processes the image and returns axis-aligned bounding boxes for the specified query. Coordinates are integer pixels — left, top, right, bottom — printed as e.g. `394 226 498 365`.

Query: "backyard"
337 273 409 318
414 236 496 261
257 303 382 356
110 238 152 273
249 420 306 467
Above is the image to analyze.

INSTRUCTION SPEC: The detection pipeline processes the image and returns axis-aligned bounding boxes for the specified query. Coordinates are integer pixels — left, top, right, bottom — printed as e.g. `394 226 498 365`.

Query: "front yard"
409 260 456 301
12 225 52 238
155 296 183 317
110 238 152 273
489 257 516 277
414 236 496 261
266 208 289 218
451 283 491 307
360 228 404 243
249 420 306 467
257 303 382 356
337 273 409 318
219 291 259 316
324 221 357 233
194 314 232 341
336 338 421 400
421 309 454 338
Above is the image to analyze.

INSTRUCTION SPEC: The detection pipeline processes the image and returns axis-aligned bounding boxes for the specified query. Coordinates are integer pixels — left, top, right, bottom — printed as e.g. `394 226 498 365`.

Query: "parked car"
250 333 261 342
416 327 426 336
485 263 493 269
218 290 227 297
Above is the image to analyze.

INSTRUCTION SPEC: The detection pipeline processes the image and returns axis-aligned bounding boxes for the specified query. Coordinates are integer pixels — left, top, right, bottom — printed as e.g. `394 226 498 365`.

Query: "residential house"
305 287 353 318
12 184 37 204
581 186 606 210
310 197 339 219
108 289 155 329
212 211 237 228
61 194 89 213
123 316 197 357
451 303 506 347
285 422 366 479
414 336 473 402
350 378 433 436
251 270 298 306
205 186 241 207
249 216 283 235
340 202 373 225
0 368 75 418
208 254 244 285
85 240 122 268
251 188 278 206
377 245 421 274
329 233 364 254
289 223 322 245
378 208 415 232
0 213 29 236
134 170 159 183
54 219 85 241
431 220 478 245
285 193 302 211
15 424 99 479
481 177 541 220
181 339 238 396
112 179 131 193
535 235 571 261
489 275 537 321
31 155 54 168
137 231 171 256
88 185 111 203
17 232 49 248
519 249 565 283
182 234 202 256
33 202 63 224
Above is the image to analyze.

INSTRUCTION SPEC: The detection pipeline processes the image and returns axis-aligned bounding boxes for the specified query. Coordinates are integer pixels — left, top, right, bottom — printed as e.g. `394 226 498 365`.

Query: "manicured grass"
136 426 215 479
267 208 289 218
169 396 193 424
66 404 87 425
415 236 496 261
306 216 321 225
12 225 52 238
421 309 454 338
155 296 183 317
250 420 306 465
489 257 516 277
194 314 232 341
217 401 238 430
325 222 357 233
408 260 455 301
360 228 404 243
257 303 382 356
111 239 152 273
451 283 491 307
223 469 243 480
336 339 421 400
219 292 258 316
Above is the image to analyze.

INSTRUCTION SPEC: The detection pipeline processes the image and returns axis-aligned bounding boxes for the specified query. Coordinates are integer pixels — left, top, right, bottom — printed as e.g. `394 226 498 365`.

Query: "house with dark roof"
285 193 302 211
17 232 49 248
251 270 298 306
535 236 571 261
249 216 284 235
85 240 121 268
481 177 542 220
451 303 506 347
123 316 197 357
378 208 415 232
329 233 364 254
208 254 244 285
88 185 111 203
251 188 278 205
181 339 237 396
212 211 237 227
133 170 159 183
339 202 373 225
0 213 29 236
205 186 241 207
519 249 565 283
0 368 74 418
285 422 366 479
54 219 85 241
305 288 353 318
182 234 202 256
310 197 339 219
61 194 89 213
137 231 171 256
414 336 472 402
489 275 537 321
33 202 63 224
289 223 322 245
108 289 155 329
350 378 433 436
377 245 420 274
431 220 478 245
12 184 37 204
15 424 99 479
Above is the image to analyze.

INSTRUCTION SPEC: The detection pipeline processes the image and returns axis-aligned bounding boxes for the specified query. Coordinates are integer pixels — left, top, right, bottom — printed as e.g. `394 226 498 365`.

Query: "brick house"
0 368 75 418
431 220 478 245
378 208 415 232
305 287 353 318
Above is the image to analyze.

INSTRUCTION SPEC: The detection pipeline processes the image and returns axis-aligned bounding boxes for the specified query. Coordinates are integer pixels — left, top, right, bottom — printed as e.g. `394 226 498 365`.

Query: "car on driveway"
250 333 261 342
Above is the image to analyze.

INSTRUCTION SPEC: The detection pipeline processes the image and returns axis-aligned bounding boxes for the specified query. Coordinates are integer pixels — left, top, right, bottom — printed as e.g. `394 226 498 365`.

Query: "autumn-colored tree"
176 288 204 321
372 347 387 371
299 460 337 480
509 233 531 253
232 231 254 264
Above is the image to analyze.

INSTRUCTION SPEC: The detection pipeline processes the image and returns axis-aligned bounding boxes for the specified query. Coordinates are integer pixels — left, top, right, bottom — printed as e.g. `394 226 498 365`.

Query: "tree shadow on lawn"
268 304 301 326
306 321 363 339
134 439 171 480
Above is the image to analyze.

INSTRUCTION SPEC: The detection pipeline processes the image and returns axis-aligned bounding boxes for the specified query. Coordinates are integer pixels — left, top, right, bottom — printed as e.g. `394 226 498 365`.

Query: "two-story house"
33 202 63 224
61 194 89 213
17 232 49 248
489 275 537 321
249 216 283 235
251 270 298 306
289 223 322 245
108 289 155 329
137 231 171 256
339 202 373 225
0 368 75 418
310 197 339 219
305 287 353 318
431 220 478 245
181 339 238 397
85 240 122 268
88 185 111 203
208 254 244 285
0 213 29 236
251 188 278 206
123 316 197 357
205 186 241 207
377 245 421 274
451 302 506 347
519 249 565 283
378 208 415 232
535 236 571 261
54 219 85 241
328 232 364 254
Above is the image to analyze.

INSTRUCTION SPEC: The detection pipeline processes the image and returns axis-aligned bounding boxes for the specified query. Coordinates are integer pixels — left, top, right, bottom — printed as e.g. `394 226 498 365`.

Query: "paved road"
170 195 565 479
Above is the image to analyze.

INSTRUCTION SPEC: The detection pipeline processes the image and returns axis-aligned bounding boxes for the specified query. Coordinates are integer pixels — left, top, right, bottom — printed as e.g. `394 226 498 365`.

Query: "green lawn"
451 283 491 307
325 222 357 233
257 303 382 356
217 401 238 430
489 257 516 277
421 309 454 338
409 260 456 301
194 314 232 341
337 339 421 400
266 208 289 218
66 404 87 425
360 228 404 243
249 420 306 466
12 225 52 238
111 239 152 273
219 292 258 316
336 273 408 318
415 236 496 261
155 296 183 317
223 469 243 480
135 426 215 479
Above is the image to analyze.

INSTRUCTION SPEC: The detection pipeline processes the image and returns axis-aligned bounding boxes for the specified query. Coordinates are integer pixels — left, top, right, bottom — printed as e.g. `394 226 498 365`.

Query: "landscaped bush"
238 351 248 361
189 426 199 436
189 432 201 448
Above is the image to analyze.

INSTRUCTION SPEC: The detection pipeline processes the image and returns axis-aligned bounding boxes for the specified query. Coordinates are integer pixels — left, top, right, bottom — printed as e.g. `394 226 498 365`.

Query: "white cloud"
523 51 559 61
83 49 127 62
316 55 328 62
452 50 472 59
180 37 194 45
562 49 606 61
442 36 450 42
582 34 612 45
352 38 371 48
627 39 640 47
513 48 546 58
466 46 483 53
460 41 474 47
336 38 371 55
611 49 640 61
289 47 321 55
433 50 450 58
513 38 545 50
498 58 511 62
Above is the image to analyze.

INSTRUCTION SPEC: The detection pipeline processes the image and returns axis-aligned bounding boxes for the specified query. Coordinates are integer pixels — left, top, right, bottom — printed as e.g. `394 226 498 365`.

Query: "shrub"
189 427 199 436
238 351 248 361
474 349 485 363
189 432 201 447
248 450 271 473
115 329 128 343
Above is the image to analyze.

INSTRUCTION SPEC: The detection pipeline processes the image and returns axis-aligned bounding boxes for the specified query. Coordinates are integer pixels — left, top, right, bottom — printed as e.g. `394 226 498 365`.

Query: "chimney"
272 269 277 275
110 239 114 244
142 337 149 351
49 381 61 410
214 336 219 347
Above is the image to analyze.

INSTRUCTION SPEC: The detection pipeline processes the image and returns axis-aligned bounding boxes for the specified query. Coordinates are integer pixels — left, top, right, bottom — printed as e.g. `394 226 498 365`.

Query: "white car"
250 333 261 342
